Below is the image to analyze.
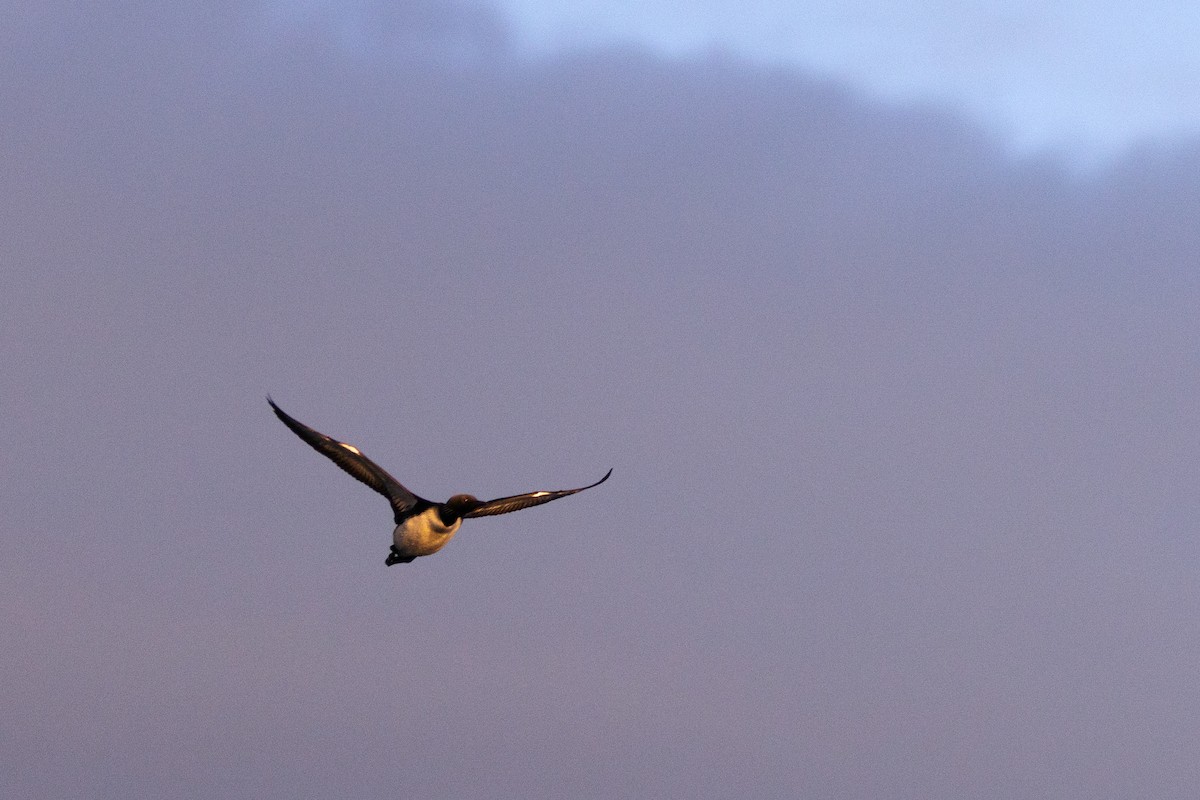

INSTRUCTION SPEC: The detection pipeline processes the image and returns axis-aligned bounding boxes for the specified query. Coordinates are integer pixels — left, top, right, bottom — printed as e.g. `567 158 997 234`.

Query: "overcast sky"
294 0 1200 161
507 0 1200 160
4 2 1200 798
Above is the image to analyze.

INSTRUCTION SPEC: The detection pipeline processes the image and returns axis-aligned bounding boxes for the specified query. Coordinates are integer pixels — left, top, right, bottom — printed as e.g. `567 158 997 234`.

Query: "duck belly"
393 508 461 558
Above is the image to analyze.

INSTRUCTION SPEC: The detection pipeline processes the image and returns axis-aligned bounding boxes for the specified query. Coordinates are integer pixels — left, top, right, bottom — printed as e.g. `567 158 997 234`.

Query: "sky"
387 0 1200 161
514 0 1200 162
3 2 1200 798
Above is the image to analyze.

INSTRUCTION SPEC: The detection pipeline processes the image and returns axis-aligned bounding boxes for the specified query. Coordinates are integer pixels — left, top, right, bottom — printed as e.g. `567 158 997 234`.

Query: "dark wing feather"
268 397 424 521
463 468 612 518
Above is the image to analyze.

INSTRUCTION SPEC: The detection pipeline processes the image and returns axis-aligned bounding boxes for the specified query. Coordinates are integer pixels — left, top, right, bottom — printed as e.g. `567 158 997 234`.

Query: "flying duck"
268 398 611 565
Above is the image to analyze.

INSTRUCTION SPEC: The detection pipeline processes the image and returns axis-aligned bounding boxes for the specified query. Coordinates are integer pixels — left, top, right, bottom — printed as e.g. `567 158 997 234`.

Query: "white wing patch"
339 442 362 455
530 491 550 498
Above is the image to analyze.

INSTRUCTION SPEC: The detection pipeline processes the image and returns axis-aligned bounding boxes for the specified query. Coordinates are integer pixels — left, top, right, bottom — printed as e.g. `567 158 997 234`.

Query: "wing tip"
267 396 294 426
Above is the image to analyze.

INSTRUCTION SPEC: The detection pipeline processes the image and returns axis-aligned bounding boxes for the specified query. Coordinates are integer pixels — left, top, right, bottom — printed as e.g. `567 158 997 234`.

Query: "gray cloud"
4 3 1200 798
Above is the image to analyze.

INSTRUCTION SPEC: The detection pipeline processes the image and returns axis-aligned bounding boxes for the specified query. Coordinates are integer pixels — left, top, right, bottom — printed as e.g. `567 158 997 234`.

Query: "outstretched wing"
463 468 612 518
268 397 425 521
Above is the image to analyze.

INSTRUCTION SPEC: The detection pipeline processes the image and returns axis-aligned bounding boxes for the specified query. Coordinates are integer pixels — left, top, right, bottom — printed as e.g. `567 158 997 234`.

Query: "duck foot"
385 547 413 566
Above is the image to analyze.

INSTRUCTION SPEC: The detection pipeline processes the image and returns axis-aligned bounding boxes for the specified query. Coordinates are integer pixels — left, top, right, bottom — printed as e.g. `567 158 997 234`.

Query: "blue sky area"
497 0 1200 161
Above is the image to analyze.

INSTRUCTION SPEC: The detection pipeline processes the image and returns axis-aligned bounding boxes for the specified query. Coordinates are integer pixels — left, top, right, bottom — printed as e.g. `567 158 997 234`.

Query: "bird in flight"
268 398 611 565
